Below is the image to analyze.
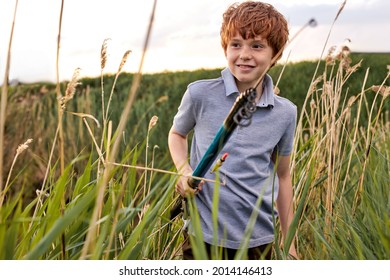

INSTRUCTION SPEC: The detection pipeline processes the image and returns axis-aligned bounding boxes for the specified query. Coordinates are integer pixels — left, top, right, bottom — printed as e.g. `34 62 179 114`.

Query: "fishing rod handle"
187 177 200 190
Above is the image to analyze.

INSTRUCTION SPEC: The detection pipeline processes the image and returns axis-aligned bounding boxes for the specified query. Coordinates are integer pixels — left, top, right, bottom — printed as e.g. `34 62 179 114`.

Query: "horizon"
6 51 388 86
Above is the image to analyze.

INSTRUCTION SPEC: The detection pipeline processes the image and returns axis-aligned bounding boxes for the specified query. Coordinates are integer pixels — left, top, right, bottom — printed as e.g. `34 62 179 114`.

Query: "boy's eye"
253 44 263 49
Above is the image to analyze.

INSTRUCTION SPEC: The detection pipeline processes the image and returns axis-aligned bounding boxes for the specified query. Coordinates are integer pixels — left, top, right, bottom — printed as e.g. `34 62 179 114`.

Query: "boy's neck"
236 81 263 101
235 78 264 103
254 80 263 103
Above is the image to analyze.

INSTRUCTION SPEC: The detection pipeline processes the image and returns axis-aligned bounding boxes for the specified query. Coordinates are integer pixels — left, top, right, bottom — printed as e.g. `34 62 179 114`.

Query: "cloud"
284 1 389 26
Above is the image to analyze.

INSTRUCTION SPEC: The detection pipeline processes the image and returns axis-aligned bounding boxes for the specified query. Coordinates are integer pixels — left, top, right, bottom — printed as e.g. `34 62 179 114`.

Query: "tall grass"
80 0 158 259
0 0 389 260
288 47 389 259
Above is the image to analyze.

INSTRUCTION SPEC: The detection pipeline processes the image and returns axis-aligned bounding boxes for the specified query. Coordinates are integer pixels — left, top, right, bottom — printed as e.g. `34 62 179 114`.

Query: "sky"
0 0 389 84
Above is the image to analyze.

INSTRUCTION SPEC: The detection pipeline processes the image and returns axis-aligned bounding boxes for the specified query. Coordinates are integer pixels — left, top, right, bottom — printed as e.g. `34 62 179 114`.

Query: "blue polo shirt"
173 68 297 249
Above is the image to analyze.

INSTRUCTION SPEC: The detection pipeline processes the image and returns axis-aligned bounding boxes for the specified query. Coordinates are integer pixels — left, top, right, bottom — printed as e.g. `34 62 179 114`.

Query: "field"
0 1 389 260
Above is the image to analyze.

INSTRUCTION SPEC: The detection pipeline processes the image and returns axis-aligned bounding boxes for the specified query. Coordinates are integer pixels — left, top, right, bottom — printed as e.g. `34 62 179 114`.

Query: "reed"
144 115 158 198
55 0 65 174
0 0 18 195
0 139 32 209
288 46 389 259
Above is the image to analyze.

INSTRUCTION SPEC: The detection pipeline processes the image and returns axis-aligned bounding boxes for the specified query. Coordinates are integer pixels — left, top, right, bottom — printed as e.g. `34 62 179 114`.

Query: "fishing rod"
169 87 258 219
187 87 257 188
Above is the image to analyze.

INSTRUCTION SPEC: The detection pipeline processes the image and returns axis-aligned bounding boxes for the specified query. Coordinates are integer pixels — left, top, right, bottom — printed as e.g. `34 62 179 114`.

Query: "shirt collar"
221 67 275 108
221 68 239 96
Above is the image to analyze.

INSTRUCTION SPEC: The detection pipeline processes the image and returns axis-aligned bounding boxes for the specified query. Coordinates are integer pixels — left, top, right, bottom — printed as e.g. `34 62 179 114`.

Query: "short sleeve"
277 106 297 156
172 87 196 136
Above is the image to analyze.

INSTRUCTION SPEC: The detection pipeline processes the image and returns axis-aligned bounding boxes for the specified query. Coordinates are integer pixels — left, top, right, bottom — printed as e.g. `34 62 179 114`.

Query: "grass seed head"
347 95 357 107
326 39 351 69
118 50 132 73
148 115 158 131
372 85 389 98
101 38 111 70
60 68 81 110
16 138 33 156
156 95 168 104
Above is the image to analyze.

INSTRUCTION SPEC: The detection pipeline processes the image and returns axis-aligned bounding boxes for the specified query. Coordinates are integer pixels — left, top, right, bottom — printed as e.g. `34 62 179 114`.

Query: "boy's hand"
175 169 203 198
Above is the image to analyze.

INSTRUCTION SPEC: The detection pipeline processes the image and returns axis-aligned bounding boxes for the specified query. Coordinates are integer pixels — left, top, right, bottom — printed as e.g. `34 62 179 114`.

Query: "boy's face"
225 32 273 92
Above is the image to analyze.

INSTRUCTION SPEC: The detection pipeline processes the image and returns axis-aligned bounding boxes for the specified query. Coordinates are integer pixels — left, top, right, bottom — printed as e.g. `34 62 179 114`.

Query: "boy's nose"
240 53 252 61
240 55 251 60
240 46 252 60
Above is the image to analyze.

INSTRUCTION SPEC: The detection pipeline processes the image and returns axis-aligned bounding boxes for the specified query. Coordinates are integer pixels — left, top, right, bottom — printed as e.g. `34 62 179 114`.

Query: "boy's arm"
275 155 298 259
168 127 198 197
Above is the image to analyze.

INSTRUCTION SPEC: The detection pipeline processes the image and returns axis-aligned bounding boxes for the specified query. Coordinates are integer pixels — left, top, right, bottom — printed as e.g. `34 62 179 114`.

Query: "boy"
168 1 298 260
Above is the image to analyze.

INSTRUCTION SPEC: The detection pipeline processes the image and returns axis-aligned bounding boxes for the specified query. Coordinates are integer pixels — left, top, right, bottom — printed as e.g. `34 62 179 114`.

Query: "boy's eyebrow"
230 36 268 44
254 39 269 46
251 36 267 43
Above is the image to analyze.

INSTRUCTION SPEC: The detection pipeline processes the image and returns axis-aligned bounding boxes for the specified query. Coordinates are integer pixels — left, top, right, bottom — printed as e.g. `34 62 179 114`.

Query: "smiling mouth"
237 64 255 70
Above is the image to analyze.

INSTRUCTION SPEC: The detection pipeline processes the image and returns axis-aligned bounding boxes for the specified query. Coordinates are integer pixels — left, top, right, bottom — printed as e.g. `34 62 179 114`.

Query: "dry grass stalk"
0 138 32 208
67 111 104 166
106 121 112 165
0 0 18 195
68 112 100 128
56 0 64 99
335 0 347 22
108 162 224 185
148 144 160 196
100 38 110 128
323 45 363 228
100 48 132 184
104 160 126 259
55 0 65 179
29 125 60 231
144 116 159 198
83 118 105 166
354 69 390 209
105 49 132 121
293 0 348 161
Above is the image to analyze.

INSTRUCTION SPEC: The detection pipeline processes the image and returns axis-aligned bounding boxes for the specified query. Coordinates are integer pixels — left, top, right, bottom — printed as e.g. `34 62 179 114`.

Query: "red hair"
220 1 289 61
